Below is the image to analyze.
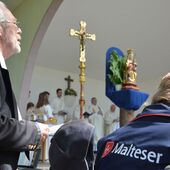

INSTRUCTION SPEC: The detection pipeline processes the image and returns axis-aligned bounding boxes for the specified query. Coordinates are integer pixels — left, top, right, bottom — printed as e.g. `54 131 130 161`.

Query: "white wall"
136 76 162 113
29 65 113 113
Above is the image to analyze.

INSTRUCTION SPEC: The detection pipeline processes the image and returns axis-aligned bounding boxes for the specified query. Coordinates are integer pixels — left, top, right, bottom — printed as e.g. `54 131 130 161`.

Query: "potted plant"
108 51 127 90
64 88 77 96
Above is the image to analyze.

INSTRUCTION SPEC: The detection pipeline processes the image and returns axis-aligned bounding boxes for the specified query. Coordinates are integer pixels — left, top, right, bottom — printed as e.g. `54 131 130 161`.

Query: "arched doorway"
19 0 63 114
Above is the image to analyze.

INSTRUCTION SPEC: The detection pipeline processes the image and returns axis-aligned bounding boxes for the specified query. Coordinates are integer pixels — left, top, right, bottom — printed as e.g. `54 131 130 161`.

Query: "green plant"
108 51 127 84
64 88 77 96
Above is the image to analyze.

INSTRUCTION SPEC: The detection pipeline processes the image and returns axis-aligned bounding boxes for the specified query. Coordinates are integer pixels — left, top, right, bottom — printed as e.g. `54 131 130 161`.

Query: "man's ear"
0 25 3 38
0 26 3 38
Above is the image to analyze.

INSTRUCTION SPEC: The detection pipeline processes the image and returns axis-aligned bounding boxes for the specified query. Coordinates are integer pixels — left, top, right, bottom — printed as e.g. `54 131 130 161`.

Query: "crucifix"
70 21 96 119
65 75 73 89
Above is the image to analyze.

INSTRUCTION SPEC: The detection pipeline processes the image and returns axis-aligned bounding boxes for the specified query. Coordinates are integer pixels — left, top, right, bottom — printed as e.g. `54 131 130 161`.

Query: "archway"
19 0 63 114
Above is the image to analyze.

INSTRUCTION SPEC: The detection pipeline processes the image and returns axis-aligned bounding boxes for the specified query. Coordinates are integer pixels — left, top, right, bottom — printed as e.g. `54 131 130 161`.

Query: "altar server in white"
51 88 65 124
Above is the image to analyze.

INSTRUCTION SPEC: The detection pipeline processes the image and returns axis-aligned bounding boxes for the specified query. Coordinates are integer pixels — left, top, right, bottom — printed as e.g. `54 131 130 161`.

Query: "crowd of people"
26 89 120 142
25 88 120 163
2 1 170 169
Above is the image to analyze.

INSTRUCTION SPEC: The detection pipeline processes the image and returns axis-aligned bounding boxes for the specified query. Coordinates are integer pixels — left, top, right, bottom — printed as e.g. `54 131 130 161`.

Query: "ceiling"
6 0 170 84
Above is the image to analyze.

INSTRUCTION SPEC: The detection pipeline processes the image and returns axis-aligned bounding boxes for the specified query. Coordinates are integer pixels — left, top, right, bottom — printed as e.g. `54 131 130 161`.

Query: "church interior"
2 0 170 169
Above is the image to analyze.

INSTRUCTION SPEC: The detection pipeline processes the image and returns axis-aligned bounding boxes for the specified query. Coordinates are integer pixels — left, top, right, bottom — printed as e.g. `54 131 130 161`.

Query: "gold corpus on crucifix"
70 21 96 119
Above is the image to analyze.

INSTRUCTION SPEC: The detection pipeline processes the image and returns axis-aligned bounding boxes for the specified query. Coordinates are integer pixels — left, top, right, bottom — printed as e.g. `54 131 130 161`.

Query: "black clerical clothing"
0 65 40 170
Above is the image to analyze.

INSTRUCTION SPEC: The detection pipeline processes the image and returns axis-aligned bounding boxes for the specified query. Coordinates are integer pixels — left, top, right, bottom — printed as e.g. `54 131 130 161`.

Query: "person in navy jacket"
95 72 170 170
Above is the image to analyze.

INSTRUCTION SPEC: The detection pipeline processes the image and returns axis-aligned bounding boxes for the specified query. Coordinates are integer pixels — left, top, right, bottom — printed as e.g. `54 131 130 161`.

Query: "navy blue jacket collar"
142 103 170 114
133 103 170 122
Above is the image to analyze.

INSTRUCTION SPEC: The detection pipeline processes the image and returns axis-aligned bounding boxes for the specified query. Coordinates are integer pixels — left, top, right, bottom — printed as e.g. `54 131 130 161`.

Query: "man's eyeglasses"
0 20 20 27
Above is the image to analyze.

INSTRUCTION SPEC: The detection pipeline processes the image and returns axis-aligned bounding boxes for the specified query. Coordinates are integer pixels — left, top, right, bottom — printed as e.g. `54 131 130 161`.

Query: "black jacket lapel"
0 66 18 119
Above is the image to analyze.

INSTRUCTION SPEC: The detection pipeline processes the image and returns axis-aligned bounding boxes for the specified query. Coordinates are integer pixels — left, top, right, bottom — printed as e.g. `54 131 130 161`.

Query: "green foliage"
64 88 77 96
108 52 127 84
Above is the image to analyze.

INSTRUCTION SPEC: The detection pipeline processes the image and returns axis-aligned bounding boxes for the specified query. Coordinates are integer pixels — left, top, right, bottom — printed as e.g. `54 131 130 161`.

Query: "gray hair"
0 2 8 23
152 73 170 105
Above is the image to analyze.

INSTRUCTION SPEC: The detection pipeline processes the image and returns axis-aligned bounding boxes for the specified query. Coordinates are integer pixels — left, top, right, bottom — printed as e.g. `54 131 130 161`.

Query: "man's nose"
17 27 22 34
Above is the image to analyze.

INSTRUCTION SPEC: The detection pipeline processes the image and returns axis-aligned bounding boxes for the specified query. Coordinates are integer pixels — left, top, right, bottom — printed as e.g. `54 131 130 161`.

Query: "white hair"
0 2 7 23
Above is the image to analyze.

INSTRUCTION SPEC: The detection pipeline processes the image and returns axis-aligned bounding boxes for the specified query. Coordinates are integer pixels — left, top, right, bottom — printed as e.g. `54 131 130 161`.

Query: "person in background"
104 104 119 135
25 102 36 121
51 88 65 124
35 92 54 123
95 72 170 170
73 100 87 120
43 91 50 100
0 2 49 169
88 97 104 151
83 111 91 123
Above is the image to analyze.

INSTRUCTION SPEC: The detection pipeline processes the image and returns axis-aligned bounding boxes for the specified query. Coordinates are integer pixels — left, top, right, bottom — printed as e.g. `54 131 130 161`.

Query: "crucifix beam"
65 75 73 89
70 21 96 62
70 21 96 119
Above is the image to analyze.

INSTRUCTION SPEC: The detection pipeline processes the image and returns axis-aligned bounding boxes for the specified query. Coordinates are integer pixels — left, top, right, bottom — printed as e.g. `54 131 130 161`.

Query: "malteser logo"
102 142 163 164
102 141 115 158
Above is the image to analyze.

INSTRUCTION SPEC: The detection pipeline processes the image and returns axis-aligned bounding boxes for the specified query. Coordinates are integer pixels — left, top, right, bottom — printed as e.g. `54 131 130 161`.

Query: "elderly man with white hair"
0 2 49 169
